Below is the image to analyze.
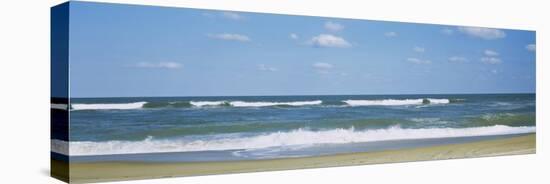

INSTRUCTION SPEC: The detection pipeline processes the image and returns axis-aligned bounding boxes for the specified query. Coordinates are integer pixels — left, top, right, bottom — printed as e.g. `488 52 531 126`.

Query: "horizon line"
67 92 536 99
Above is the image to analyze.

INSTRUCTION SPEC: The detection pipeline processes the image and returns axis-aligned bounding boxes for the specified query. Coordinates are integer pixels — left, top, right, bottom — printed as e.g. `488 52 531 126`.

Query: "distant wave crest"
71 102 147 110
54 125 535 156
190 101 230 107
343 98 450 106
71 100 323 110
69 98 461 110
190 100 323 107
230 100 323 107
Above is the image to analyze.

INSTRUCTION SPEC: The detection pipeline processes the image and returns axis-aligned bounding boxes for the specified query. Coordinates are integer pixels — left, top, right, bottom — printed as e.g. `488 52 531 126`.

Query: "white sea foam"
343 98 449 106
230 100 322 107
57 125 535 156
51 139 69 155
69 100 324 110
189 100 323 107
427 98 450 104
51 103 68 110
71 102 147 110
189 101 228 107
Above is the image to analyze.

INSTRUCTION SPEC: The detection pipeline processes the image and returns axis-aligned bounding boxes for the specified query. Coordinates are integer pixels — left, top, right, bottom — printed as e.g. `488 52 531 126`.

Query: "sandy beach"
58 133 535 183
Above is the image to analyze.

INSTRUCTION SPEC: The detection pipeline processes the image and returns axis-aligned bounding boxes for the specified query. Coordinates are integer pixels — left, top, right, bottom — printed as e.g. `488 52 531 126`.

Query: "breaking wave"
343 98 450 106
230 100 323 107
71 100 324 110
69 98 462 111
70 102 147 110
55 125 535 156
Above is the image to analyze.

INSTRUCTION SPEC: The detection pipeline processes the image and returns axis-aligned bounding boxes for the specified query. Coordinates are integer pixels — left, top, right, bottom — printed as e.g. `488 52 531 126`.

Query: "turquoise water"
63 94 535 160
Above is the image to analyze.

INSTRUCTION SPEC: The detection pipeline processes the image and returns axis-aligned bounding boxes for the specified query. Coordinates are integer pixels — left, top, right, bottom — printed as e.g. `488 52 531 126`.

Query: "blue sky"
68 2 536 97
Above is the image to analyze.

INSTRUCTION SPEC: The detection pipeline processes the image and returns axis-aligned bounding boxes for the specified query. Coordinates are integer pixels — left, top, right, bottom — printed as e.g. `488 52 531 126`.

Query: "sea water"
53 94 535 162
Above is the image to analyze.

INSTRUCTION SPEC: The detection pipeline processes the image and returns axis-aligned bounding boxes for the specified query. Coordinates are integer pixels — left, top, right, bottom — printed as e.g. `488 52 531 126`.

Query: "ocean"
55 94 536 162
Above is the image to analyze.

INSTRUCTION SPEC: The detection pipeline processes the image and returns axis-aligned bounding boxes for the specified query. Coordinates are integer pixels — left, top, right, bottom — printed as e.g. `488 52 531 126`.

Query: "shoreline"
68 133 531 163
62 133 535 183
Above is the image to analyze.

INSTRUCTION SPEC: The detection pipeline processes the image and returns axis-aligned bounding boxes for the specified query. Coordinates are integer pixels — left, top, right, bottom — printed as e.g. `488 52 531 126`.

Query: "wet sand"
61 133 535 183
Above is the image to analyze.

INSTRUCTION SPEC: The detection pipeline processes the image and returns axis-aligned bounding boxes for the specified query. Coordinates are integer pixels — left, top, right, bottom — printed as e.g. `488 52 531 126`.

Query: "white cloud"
208 33 251 42
290 33 299 40
135 62 182 69
413 46 425 53
491 69 499 74
324 21 344 32
526 44 536 52
458 26 506 40
384 32 398 37
484 49 499 56
313 62 334 69
480 50 502 64
258 64 278 72
448 56 468 63
309 34 352 48
480 57 502 64
407 58 431 64
441 28 454 35
221 12 243 20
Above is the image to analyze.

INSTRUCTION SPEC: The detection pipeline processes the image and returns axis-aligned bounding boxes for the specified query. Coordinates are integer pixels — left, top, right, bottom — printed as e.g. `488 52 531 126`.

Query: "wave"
71 102 147 110
51 103 68 110
71 100 324 110
190 100 323 107
143 101 192 108
69 98 461 110
55 125 535 156
190 101 230 107
343 98 450 106
230 100 323 107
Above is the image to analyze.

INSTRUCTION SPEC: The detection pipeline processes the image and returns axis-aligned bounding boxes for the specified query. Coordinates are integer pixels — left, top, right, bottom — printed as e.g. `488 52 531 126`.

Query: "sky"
68 2 536 97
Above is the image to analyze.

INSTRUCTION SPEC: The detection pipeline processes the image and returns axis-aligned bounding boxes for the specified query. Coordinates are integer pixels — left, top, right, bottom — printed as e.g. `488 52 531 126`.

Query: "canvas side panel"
50 2 70 183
